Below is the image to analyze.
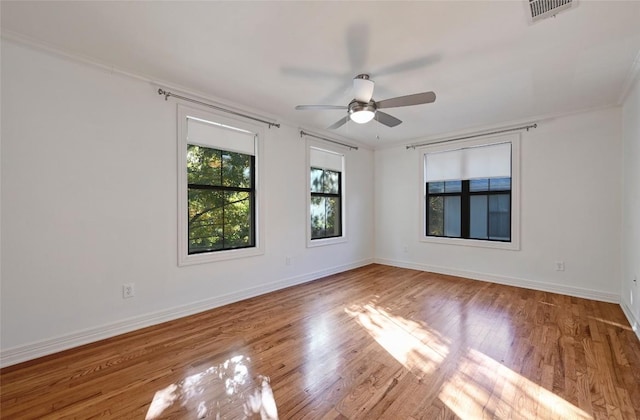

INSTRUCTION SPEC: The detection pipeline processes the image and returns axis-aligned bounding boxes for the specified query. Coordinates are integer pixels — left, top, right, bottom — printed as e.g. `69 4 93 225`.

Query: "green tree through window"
310 167 342 239
187 145 255 253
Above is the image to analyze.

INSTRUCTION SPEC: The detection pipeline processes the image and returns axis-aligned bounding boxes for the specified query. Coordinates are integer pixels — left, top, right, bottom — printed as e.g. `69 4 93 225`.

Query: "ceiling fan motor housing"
353 74 375 103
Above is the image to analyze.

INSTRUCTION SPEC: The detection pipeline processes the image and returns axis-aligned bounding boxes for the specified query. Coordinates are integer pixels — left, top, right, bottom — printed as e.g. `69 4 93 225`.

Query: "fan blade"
375 111 402 127
373 54 442 77
295 105 348 110
347 23 370 72
317 80 352 104
376 92 436 109
281 67 344 79
328 116 350 130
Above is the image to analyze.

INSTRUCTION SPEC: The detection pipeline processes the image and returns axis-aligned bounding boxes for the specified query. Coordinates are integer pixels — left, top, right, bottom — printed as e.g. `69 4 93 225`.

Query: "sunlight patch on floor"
438 348 593 419
347 302 592 419
145 355 278 419
345 303 450 378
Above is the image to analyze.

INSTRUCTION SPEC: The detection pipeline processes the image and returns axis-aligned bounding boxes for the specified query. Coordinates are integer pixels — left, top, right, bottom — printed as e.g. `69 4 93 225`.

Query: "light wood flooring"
1 264 639 419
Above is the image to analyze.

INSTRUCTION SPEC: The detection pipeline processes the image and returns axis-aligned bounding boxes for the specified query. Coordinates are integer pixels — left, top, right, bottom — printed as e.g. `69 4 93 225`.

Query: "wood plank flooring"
1 264 639 419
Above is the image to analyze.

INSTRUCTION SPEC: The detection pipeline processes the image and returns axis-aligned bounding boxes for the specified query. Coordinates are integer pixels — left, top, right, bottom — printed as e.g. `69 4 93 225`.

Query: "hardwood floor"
1 264 639 419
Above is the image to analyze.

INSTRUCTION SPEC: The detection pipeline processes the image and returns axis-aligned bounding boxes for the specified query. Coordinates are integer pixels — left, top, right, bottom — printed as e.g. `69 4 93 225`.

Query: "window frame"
419 133 521 250
310 167 343 240
426 179 512 241
187 146 256 254
306 142 347 247
177 105 265 266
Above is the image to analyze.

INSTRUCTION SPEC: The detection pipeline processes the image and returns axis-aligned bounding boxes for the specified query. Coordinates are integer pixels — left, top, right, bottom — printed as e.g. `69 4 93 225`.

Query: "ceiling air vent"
529 0 575 22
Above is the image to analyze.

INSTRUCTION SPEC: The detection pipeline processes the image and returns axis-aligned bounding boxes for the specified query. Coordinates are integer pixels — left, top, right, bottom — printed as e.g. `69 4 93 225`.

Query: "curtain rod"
158 88 280 129
406 123 537 150
300 130 359 150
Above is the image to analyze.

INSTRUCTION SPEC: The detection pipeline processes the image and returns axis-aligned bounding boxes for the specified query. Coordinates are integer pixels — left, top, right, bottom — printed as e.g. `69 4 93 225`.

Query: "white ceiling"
2 1 639 148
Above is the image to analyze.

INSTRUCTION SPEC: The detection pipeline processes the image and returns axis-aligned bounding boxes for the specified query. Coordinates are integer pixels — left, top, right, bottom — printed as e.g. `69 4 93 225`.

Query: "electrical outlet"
285 256 292 266
555 261 565 271
123 283 135 299
403 245 408 253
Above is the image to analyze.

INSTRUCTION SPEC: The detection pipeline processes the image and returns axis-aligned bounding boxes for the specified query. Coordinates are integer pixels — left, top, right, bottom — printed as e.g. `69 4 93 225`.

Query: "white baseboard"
0 258 373 368
620 301 640 342
374 258 620 303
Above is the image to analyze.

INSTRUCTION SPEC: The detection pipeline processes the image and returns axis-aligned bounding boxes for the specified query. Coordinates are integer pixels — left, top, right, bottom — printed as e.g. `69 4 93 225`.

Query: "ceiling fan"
295 74 436 129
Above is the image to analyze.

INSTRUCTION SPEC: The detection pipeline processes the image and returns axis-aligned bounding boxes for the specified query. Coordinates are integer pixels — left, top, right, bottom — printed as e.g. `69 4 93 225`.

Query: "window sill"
420 235 520 250
178 246 264 266
307 236 347 248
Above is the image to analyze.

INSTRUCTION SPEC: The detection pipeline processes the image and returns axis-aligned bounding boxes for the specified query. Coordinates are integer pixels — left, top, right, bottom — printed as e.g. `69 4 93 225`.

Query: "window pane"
427 196 443 236
469 178 489 192
221 151 252 188
310 168 324 193
188 189 224 253
489 194 510 240
223 191 252 248
310 196 341 239
490 177 511 191
444 180 461 193
428 182 444 194
187 145 222 186
311 196 326 239
444 196 461 237
470 195 488 239
187 189 254 253
325 196 341 236
324 170 340 194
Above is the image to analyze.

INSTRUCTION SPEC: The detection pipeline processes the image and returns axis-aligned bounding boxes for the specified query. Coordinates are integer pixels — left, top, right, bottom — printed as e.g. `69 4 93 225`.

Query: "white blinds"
187 117 255 155
310 147 343 172
425 142 511 182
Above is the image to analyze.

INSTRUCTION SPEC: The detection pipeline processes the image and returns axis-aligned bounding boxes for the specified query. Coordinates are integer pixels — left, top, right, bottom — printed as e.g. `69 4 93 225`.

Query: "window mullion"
219 149 225 250
251 155 256 244
486 191 491 239
461 180 470 238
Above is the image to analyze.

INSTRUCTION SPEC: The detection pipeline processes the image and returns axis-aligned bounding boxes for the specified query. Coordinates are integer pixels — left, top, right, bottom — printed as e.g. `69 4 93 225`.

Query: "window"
426 178 511 241
421 135 520 249
178 106 264 265
307 145 346 246
187 145 255 253
310 167 341 239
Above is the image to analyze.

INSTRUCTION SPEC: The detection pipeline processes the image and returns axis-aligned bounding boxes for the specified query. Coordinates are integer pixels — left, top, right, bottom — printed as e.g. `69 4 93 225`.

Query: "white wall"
621 76 640 337
0 40 374 365
374 107 622 301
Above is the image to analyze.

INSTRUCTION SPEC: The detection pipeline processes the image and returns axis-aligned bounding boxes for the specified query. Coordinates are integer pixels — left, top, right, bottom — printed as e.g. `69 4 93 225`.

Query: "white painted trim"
620 301 640 343
374 258 620 304
177 105 266 266
417 133 521 251
306 139 348 247
0 258 373 368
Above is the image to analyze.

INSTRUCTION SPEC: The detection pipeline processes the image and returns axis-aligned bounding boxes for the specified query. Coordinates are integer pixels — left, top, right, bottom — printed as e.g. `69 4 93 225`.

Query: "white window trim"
306 140 347 248
177 104 265 266
418 133 521 251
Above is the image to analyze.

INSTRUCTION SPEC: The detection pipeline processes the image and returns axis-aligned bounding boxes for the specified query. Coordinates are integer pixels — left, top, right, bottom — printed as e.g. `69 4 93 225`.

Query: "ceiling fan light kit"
349 100 376 124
